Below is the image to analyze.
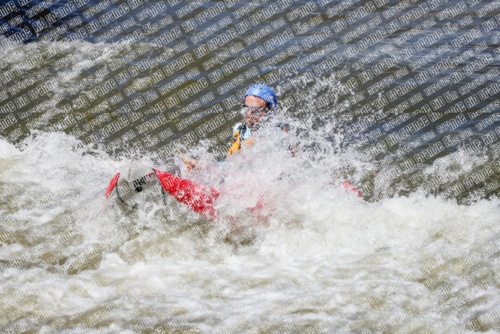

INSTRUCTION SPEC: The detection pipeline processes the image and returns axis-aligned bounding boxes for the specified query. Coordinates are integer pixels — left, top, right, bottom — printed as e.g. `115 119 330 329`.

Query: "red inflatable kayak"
106 161 362 220
153 168 220 219
105 161 220 219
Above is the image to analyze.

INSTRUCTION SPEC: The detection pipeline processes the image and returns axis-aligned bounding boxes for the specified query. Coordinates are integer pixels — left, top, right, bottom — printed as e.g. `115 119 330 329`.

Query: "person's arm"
276 122 298 157
289 143 298 157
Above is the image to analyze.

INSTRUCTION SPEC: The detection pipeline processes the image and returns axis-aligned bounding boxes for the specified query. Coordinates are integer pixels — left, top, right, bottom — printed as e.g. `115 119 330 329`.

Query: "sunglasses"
241 104 268 115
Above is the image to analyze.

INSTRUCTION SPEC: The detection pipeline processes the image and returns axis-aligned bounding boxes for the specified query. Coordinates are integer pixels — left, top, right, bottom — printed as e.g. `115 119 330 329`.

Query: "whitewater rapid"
1 132 500 333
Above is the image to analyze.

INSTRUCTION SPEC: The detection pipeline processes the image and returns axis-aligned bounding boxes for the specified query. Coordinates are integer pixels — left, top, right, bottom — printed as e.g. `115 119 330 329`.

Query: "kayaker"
105 84 361 220
228 83 279 155
184 84 287 171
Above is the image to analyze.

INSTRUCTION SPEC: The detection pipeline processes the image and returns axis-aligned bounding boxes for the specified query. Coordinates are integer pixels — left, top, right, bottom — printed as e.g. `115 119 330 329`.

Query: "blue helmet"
244 84 278 109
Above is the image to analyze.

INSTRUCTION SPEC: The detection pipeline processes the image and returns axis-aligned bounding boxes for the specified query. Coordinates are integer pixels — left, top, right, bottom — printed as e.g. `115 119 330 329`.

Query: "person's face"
242 95 268 127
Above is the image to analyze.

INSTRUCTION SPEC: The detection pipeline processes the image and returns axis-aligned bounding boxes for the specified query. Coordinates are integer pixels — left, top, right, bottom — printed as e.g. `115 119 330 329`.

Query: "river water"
1 0 500 333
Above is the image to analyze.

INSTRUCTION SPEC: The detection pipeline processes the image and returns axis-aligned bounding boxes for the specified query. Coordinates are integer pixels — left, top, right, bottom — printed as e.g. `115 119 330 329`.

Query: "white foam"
1 130 500 332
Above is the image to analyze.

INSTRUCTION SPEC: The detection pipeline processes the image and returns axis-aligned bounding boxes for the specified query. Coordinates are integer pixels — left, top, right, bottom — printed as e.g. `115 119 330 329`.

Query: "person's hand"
186 159 198 171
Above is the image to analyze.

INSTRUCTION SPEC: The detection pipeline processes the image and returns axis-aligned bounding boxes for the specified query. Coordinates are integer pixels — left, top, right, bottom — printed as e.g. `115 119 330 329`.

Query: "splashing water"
1 127 500 332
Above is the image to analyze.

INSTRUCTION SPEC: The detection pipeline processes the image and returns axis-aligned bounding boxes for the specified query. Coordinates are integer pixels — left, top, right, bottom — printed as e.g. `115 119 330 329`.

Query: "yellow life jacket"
227 123 254 155
226 121 290 155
